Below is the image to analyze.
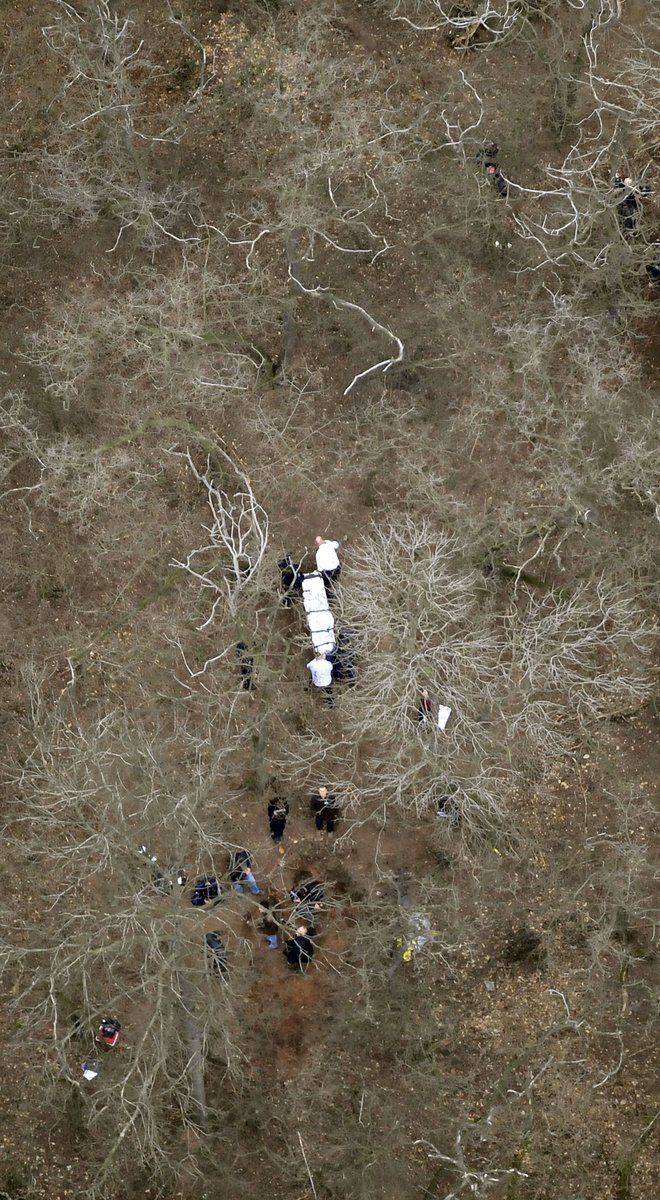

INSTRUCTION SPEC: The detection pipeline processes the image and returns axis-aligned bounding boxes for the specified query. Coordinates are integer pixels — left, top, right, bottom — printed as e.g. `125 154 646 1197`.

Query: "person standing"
278 555 304 607
306 651 333 704
315 535 341 593
236 642 255 692
311 785 339 834
476 143 508 198
267 795 289 848
283 923 315 972
333 627 357 684
417 688 432 723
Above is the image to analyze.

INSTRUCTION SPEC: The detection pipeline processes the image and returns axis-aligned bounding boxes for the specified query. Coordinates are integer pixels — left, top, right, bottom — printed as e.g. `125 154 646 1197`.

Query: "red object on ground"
97 1021 121 1047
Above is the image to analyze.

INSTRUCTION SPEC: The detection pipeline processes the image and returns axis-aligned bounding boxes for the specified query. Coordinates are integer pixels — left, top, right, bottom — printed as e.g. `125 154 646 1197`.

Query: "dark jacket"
290 879 324 906
283 934 314 969
268 798 289 823
311 792 339 819
206 932 228 974
476 142 499 170
191 876 219 906
278 556 304 603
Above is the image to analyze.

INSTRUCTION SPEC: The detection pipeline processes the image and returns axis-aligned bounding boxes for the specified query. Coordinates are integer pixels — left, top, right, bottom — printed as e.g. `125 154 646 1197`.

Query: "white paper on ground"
437 704 452 731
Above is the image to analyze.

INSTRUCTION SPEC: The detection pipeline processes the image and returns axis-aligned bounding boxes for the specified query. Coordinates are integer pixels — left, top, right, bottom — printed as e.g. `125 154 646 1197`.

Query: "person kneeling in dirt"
206 932 228 977
290 878 324 935
191 876 222 907
258 897 280 949
290 878 324 908
283 923 315 972
96 1018 121 1048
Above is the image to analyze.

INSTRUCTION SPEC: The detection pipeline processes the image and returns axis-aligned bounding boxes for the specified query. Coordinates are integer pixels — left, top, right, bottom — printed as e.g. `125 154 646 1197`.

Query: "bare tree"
38 1 190 247
334 513 653 841
169 447 269 625
1 673 261 1196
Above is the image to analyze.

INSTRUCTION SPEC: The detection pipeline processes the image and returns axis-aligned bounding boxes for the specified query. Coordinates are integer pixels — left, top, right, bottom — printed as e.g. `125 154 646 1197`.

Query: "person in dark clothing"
205 932 228 976
96 1018 121 1048
258 898 280 949
236 642 255 692
614 174 640 233
613 173 652 234
488 163 509 198
278 555 304 607
436 792 451 816
436 786 461 826
229 848 261 895
476 141 499 170
291 900 318 938
283 924 314 972
70 1015 85 1041
311 785 339 834
476 142 508 198
267 796 289 845
332 627 357 684
290 879 324 906
191 876 221 907
290 879 324 934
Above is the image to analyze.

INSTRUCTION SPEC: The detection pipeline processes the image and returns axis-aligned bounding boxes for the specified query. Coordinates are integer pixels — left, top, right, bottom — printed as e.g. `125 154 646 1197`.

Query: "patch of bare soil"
0 3 658 1199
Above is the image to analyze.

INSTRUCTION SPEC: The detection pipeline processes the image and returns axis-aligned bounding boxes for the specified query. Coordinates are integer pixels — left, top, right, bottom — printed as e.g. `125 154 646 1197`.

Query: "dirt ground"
0 2 658 1199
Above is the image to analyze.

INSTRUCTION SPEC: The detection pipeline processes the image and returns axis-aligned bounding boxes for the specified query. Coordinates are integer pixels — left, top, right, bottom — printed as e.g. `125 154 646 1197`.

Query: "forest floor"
0 3 658 1200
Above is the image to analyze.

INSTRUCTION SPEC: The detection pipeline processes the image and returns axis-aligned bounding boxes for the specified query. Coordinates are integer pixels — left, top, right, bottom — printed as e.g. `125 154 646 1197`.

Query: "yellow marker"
493 847 502 856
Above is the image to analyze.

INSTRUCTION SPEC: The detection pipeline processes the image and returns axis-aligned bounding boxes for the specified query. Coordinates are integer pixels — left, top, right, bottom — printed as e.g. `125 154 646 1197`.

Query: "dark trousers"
315 812 336 833
270 818 286 843
321 567 341 597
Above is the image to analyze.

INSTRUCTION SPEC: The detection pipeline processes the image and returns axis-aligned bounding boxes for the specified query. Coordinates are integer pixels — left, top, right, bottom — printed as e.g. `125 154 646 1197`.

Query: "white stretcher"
301 572 336 655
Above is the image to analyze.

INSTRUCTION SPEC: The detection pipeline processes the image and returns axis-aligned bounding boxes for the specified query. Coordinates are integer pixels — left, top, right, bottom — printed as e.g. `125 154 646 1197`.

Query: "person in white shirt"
315 536 341 593
306 652 334 704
